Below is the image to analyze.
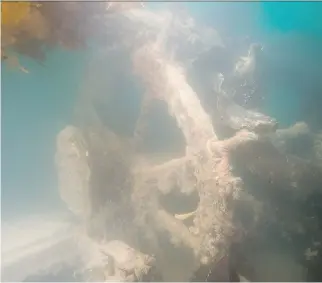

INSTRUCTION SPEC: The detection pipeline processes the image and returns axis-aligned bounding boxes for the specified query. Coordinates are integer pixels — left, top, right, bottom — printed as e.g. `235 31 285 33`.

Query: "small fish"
213 72 225 94
4 53 29 73
234 43 263 82
174 210 196 221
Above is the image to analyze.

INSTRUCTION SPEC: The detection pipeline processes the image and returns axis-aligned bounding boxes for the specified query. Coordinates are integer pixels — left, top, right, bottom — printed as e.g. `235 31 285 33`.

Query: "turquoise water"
184 1 322 126
2 2 322 220
2 50 89 218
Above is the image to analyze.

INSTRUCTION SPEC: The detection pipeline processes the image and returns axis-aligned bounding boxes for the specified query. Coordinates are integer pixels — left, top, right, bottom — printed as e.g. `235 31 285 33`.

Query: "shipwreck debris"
53 6 322 282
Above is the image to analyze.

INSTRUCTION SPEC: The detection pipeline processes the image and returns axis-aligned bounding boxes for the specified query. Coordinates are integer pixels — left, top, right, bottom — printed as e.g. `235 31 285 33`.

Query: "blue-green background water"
2 2 322 220
2 51 89 218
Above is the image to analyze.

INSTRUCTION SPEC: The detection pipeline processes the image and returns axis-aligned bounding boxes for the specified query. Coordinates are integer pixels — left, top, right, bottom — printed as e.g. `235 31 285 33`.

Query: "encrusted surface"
54 7 322 282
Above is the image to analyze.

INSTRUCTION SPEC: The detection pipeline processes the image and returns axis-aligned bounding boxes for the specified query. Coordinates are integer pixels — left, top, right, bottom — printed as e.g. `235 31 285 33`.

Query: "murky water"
2 2 322 282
